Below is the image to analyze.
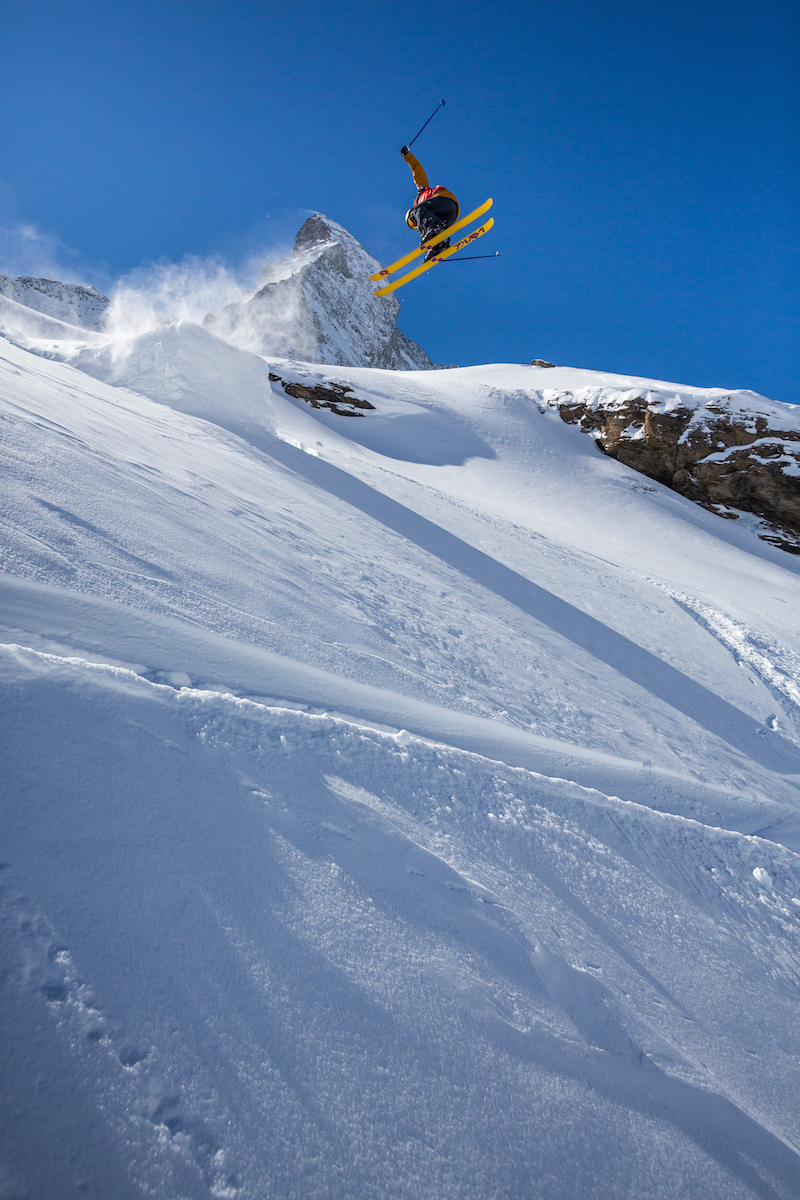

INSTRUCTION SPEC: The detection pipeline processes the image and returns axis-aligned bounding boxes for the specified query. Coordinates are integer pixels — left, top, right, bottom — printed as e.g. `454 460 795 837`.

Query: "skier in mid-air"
400 147 460 261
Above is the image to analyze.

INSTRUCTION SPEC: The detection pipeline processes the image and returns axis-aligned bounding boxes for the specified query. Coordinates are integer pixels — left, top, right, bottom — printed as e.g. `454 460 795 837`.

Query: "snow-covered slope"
204 213 433 369
3 320 800 1200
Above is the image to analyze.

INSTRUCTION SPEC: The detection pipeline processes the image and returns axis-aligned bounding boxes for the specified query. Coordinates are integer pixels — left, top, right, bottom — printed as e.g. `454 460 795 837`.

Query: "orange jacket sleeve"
402 151 429 191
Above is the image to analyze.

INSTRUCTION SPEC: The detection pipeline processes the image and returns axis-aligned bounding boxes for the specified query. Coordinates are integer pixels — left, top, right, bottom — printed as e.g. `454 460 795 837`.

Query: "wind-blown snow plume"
105 251 277 339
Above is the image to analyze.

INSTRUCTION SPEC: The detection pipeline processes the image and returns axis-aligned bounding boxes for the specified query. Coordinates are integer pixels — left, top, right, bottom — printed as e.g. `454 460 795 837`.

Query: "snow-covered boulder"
550 385 800 549
204 213 433 370
0 275 109 331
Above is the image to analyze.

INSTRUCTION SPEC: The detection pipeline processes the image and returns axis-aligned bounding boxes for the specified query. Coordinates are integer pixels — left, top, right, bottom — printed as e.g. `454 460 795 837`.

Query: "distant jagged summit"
293 213 338 254
204 213 433 370
0 275 109 331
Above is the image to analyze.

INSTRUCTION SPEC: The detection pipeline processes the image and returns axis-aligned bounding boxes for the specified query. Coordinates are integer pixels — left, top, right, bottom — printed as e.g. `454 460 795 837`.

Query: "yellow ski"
369 198 493 282
373 218 494 297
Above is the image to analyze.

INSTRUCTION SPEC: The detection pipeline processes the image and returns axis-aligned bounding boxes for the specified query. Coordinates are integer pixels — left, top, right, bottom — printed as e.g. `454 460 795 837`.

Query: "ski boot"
423 236 450 262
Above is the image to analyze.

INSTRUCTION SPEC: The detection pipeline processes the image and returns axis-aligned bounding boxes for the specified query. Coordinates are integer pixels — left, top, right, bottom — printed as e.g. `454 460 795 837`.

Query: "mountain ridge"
0 273 109 330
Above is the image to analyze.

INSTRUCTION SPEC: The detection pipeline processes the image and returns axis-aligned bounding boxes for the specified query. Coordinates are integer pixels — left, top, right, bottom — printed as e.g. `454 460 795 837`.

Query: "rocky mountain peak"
293 213 340 253
205 213 432 370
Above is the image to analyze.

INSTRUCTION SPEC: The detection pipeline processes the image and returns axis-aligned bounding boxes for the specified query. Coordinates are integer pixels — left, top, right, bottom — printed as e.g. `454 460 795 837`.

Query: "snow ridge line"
4 640 799 858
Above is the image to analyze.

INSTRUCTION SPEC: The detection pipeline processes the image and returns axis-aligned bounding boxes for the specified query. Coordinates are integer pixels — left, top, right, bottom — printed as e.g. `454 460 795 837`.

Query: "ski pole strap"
406 99 446 149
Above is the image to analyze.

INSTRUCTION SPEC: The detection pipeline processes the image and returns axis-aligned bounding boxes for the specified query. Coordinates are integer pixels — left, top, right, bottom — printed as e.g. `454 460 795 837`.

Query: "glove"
400 145 409 156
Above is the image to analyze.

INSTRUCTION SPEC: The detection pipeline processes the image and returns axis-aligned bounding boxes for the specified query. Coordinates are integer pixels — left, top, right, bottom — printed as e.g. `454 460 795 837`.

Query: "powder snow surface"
2 315 800 1200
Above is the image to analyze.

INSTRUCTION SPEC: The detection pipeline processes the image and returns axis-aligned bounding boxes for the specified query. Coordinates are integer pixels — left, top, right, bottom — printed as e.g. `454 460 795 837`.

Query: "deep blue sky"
1 0 798 401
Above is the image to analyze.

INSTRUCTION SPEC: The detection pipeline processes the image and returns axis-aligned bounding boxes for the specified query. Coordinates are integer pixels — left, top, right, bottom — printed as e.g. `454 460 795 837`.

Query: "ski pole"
405 99 446 150
440 252 501 262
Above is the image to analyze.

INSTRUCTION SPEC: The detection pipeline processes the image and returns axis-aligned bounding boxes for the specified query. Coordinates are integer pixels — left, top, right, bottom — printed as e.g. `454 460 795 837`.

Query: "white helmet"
405 208 418 230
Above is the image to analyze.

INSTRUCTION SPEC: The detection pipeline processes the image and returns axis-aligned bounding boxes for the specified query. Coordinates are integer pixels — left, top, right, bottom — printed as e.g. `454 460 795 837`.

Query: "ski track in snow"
3 319 800 1198
655 583 800 738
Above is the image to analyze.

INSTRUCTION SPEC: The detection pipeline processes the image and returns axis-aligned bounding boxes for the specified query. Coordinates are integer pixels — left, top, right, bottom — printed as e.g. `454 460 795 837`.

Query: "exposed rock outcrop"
549 386 800 552
204 214 433 370
268 371 375 417
0 275 109 331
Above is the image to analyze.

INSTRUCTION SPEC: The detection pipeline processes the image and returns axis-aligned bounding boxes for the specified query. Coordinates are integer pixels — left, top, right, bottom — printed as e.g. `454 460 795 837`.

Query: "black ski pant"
412 196 458 243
